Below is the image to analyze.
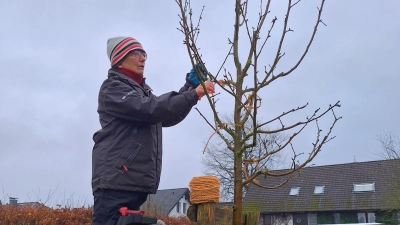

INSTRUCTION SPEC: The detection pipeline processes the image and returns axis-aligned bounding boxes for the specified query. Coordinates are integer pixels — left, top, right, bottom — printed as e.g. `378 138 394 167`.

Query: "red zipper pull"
122 165 128 172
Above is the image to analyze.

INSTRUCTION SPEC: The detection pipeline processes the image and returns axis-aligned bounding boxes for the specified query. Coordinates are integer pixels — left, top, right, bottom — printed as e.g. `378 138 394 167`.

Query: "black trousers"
92 188 148 225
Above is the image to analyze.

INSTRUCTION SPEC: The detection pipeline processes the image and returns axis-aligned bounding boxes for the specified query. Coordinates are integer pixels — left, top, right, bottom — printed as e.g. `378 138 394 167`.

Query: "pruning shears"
193 63 216 100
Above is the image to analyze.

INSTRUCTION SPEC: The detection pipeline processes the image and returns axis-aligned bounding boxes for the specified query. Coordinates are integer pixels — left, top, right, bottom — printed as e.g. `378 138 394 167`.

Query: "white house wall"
168 196 191 218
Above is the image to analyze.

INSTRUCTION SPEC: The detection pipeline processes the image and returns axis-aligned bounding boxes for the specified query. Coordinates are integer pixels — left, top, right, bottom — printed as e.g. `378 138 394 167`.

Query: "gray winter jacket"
92 69 198 194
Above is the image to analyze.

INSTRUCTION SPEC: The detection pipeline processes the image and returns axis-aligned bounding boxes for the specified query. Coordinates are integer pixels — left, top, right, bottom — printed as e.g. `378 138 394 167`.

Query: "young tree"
202 123 287 202
376 132 400 160
375 132 400 218
176 1 341 224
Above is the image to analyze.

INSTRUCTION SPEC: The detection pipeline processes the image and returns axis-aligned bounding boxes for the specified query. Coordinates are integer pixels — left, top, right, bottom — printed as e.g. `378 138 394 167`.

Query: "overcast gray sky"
0 0 399 207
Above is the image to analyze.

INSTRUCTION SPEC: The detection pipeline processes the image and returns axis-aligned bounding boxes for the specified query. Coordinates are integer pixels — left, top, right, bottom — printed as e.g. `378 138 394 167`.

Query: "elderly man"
91 36 214 225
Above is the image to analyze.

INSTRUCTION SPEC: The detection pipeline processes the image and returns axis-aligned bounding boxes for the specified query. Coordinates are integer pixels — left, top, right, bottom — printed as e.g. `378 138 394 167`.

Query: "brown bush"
0 205 92 225
158 216 196 225
0 204 199 225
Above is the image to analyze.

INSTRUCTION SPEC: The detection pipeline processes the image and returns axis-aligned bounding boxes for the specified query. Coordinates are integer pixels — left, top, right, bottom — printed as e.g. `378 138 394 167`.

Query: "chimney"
9 197 18 207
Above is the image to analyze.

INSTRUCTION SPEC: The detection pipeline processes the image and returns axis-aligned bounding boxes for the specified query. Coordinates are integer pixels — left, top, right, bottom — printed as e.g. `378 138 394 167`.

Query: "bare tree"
176 1 341 224
202 121 287 202
376 132 400 160
375 132 400 221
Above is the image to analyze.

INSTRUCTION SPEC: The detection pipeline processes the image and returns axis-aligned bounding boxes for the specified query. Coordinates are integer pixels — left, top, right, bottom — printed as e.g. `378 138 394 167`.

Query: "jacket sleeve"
161 78 199 127
179 73 198 93
101 79 198 125
161 111 190 127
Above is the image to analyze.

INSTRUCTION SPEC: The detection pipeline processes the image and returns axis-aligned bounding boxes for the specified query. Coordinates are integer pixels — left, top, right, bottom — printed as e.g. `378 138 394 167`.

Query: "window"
183 203 187 213
353 183 375 192
357 212 375 223
176 202 180 213
314 186 325 195
357 213 366 223
367 213 376 223
308 214 317 225
289 187 300 196
263 214 272 225
333 213 340 224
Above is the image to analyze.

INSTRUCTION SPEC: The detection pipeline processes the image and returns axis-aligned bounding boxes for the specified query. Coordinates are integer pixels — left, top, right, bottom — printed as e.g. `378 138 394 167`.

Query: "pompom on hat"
107 36 145 67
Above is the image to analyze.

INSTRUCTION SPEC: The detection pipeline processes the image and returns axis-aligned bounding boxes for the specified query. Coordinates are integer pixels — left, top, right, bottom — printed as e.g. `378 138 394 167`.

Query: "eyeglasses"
130 50 147 59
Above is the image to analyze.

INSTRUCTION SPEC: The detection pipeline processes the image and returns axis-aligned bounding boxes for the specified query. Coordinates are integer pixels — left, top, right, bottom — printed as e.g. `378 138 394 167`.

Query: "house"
2 197 49 209
243 159 400 225
142 188 191 217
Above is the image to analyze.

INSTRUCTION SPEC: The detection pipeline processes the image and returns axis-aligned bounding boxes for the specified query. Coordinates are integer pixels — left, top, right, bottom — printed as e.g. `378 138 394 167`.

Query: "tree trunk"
233 83 244 225
233 152 243 225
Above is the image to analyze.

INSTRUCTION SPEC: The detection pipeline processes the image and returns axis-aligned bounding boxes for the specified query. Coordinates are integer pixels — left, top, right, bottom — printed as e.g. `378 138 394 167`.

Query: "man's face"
118 50 147 75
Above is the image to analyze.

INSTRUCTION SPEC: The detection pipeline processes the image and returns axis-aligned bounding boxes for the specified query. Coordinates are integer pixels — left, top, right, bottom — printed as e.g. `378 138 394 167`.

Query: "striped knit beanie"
107 36 145 67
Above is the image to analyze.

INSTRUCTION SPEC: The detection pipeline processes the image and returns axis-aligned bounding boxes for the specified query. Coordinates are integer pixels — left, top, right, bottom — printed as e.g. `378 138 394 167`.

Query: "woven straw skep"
189 176 220 204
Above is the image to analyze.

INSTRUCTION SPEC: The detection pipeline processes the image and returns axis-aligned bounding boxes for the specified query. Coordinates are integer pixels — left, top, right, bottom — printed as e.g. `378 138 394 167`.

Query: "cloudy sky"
1 0 399 207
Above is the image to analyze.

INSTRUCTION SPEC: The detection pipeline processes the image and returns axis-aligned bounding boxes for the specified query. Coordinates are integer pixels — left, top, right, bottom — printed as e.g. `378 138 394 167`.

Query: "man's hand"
195 82 215 100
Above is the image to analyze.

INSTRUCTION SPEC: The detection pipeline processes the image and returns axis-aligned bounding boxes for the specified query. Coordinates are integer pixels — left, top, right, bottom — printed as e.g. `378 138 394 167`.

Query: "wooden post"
188 176 220 225
197 202 216 225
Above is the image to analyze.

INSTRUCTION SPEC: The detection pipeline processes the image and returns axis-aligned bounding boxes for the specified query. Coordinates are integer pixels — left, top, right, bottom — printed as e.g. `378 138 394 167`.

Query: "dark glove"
188 63 208 86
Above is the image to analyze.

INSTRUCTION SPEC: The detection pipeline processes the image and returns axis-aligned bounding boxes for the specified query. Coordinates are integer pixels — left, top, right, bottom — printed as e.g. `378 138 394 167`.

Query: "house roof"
1 201 49 209
17 202 48 209
142 188 190 216
243 159 400 213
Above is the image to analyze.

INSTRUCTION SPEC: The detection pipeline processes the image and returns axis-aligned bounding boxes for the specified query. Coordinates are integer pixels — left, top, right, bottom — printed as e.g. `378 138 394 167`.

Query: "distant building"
2 197 49 209
142 188 191 217
244 159 400 225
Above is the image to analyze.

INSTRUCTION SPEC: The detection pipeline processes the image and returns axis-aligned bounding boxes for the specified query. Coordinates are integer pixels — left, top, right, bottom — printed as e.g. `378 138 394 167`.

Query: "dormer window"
314 186 325 195
289 187 300 196
353 183 375 192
